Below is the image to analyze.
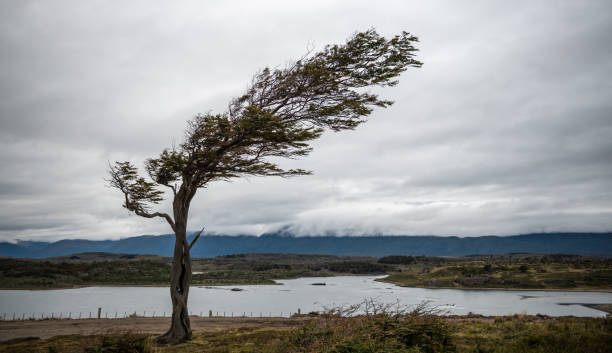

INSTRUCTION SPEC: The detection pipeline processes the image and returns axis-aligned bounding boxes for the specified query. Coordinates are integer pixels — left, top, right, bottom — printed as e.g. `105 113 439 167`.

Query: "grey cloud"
1 0 611 241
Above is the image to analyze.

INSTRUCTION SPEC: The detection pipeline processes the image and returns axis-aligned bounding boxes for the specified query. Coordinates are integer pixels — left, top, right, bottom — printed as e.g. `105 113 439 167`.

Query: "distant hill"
1 232 611 259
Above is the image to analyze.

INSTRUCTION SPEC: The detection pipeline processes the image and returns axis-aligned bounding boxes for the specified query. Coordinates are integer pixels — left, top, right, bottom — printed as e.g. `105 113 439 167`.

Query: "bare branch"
189 227 205 250
134 209 176 232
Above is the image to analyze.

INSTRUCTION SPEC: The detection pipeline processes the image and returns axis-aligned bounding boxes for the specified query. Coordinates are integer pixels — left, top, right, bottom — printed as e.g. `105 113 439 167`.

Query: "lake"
1 276 611 319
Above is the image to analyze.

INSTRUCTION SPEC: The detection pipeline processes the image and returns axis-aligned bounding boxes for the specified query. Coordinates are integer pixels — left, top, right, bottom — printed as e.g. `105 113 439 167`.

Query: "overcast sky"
1 0 611 242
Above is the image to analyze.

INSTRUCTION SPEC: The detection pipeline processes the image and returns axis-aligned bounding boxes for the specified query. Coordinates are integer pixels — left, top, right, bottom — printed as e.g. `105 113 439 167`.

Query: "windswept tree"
108 29 422 344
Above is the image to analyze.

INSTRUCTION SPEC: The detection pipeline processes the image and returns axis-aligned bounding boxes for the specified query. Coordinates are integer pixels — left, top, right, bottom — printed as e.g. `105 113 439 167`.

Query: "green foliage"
379 256 418 265
85 333 152 353
0 254 396 288
2 316 611 352
191 256 392 285
452 316 612 353
277 307 454 353
145 150 186 188
108 162 164 213
162 328 290 353
0 334 151 353
0 258 170 289
382 255 612 290
322 261 389 274
4 253 612 290
379 256 449 266
107 29 421 230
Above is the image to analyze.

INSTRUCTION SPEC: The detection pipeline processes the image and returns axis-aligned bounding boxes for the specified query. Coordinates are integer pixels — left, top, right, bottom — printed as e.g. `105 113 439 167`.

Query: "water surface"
0 276 610 319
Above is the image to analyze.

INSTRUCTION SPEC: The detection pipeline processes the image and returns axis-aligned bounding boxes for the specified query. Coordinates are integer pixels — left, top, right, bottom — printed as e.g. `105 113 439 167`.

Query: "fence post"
97 307 102 319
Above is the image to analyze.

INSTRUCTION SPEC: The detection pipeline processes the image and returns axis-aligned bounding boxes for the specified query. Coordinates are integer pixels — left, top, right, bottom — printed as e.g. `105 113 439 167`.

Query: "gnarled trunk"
157 191 193 344
157 223 192 344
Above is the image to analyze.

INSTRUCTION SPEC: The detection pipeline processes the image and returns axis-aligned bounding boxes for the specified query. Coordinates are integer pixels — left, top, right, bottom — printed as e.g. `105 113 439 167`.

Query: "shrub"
276 301 455 353
84 333 152 353
324 261 389 274
378 256 417 265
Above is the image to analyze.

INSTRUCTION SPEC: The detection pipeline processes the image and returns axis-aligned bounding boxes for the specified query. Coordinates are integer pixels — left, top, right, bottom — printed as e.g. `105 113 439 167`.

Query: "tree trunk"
157 194 193 344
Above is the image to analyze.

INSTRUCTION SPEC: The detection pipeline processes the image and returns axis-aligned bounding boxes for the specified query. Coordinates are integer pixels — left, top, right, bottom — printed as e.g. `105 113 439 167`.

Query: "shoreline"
376 277 612 293
2 275 612 293
0 283 171 291
1 313 610 342
0 282 281 291
557 303 612 315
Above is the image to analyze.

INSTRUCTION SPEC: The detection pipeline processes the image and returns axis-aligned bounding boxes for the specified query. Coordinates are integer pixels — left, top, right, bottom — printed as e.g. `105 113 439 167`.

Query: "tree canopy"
109 29 422 227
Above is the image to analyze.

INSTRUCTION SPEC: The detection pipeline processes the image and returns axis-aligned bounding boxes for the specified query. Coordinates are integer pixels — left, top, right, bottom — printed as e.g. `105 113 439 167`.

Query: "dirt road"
0 316 309 341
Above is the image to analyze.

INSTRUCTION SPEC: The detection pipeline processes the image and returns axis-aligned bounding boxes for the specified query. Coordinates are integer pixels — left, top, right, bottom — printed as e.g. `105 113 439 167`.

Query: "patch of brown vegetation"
0 316 309 342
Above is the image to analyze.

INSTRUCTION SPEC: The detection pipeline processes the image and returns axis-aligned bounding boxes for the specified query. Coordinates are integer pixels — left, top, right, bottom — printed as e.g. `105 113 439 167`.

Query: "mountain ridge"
1 232 611 258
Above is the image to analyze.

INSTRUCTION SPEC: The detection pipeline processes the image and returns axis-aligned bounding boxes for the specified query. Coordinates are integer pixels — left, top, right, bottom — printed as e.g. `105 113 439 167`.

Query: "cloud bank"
1 0 611 241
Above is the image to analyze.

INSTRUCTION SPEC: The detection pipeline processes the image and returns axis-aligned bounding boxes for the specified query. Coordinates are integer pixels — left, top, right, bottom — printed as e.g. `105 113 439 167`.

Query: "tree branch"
134 209 176 232
189 227 205 250
159 183 177 195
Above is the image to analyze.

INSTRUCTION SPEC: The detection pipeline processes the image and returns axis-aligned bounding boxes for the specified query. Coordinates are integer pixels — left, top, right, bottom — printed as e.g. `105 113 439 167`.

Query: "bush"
378 256 417 265
324 261 389 274
276 301 455 353
84 333 152 353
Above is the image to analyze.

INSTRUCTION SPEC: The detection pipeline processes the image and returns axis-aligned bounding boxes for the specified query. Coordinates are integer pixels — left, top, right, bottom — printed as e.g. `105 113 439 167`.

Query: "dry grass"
1 314 611 353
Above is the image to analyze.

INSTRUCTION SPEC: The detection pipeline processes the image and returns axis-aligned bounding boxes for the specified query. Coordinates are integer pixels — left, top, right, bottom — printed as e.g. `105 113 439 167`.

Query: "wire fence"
0 308 304 321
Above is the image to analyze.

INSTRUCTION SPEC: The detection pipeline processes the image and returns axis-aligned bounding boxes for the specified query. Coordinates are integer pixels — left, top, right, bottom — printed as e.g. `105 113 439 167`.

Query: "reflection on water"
0 276 610 319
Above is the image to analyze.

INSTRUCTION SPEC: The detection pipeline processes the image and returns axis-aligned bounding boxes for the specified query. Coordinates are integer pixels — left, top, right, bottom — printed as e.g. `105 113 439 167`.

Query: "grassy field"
191 253 389 286
0 253 390 289
378 254 612 290
0 257 171 289
1 252 611 290
1 314 610 352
